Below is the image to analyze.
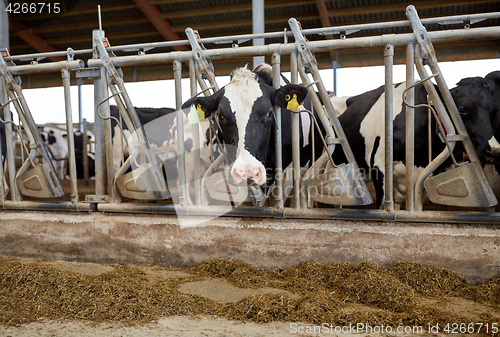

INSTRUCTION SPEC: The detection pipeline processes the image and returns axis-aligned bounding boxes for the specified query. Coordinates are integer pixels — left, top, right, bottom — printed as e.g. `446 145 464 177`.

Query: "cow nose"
232 166 262 185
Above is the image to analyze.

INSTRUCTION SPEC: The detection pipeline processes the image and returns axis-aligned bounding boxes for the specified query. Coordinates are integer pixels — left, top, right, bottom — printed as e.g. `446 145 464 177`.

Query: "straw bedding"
0 257 499 334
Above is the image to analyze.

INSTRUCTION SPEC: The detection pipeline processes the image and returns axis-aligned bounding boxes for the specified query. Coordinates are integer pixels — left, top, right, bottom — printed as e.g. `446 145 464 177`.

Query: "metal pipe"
82 119 89 186
77 78 83 131
2 200 95 212
189 59 202 205
3 10 500 64
62 68 79 203
174 60 187 206
252 0 265 68
96 202 500 224
93 68 105 196
101 67 114 202
86 26 500 69
290 52 300 209
413 50 456 211
272 53 283 208
384 42 394 212
6 60 84 76
405 43 415 212
1 78 18 200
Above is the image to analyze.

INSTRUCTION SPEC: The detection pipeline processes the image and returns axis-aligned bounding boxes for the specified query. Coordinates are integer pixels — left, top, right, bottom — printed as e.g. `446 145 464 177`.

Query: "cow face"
182 66 308 186
451 77 500 163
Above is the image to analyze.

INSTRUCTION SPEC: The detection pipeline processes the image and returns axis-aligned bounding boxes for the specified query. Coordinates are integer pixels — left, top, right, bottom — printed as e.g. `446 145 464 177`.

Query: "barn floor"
0 257 499 337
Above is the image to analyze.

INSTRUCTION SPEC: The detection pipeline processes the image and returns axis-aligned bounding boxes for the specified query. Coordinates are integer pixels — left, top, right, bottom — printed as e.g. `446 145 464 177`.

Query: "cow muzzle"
231 166 264 185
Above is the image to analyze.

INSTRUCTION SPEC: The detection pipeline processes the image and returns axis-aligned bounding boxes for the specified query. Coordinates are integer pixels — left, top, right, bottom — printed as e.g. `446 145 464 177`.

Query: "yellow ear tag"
188 104 203 124
287 94 299 112
196 104 205 121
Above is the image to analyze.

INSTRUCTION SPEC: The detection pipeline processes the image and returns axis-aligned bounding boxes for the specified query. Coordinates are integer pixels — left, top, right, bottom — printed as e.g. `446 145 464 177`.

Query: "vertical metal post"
332 59 339 96
93 30 105 196
272 53 283 208
77 77 83 132
62 68 79 203
82 118 89 186
174 60 186 206
252 0 265 68
189 59 202 205
0 0 8 51
1 78 17 200
290 52 300 209
101 67 114 202
384 43 394 212
405 43 415 212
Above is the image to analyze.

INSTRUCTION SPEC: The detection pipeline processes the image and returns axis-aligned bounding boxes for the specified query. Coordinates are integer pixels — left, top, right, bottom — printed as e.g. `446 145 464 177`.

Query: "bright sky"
19 58 500 125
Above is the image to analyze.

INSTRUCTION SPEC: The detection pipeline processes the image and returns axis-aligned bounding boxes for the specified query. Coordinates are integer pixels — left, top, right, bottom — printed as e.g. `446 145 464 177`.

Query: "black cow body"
0 111 6 165
181 64 315 192
334 77 500 208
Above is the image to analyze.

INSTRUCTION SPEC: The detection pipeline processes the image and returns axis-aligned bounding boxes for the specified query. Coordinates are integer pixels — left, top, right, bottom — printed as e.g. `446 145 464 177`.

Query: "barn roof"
6 0 500 88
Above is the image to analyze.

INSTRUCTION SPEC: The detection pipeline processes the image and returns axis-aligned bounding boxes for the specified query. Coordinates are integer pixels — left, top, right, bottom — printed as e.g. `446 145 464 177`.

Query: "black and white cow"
181 64 312 191
40 126 95 180
333 76 500 208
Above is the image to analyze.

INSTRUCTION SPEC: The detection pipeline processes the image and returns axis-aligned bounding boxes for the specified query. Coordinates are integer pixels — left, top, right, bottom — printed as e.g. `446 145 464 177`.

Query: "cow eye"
459 108 469 117
266 109 274 119
218 113 225 121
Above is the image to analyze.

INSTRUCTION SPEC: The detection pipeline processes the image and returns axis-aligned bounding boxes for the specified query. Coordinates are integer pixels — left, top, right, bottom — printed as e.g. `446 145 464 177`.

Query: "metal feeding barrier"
0 6 500 223
0 49 83 200
92 31 170 202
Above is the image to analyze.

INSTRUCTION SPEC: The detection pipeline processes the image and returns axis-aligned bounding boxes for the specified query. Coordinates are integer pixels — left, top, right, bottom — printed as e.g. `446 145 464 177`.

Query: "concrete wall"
0 210 499 284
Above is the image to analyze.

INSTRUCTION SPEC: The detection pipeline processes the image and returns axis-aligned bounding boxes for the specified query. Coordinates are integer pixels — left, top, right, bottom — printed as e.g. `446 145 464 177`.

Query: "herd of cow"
1 63 500 210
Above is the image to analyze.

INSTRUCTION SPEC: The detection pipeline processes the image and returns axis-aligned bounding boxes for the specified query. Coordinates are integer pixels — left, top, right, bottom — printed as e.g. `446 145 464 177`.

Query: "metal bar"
62 68 79 203
189 59 202 206
252 0 265 68
100 67 114 203
2 201 95 212
86 25 500 69
93 64 106 195
5 60 84 76
96 202 500 225
272 53 283 208
290 52 300 209
174 60 187 206
1 77 18 200
405 43 415 212
4 10 500 64
82 119 90 186
384 42 394 212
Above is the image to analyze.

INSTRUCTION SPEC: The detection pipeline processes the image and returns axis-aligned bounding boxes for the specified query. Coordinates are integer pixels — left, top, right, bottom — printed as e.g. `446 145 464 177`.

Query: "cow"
68 130 95 180
39 126 95 180
40 126 68 180
332 76 500 209
0 111 6 165
181 64 312 193
482 70 500 201
109 105 215 203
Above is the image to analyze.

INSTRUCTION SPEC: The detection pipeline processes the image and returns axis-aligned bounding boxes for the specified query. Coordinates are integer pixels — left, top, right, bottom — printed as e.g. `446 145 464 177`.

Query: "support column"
252 0 265 68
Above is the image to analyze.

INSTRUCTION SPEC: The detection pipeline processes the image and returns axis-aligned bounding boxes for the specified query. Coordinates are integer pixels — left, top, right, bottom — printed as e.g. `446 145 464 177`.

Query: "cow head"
450 76 500 164
182 65 308 186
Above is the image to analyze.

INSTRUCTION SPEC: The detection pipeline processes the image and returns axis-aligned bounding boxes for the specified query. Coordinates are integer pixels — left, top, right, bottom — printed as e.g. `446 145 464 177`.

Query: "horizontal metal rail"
4 11 500 62
96 203 500 225
85 25 500 68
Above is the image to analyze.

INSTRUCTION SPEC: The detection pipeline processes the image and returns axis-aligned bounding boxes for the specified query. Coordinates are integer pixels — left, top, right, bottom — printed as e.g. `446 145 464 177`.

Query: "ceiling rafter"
132 0 189 51
161 0 315 19
15 1 138 21
32 15 150 34
315 0 336 64
327 0 500 17
8 18 65 61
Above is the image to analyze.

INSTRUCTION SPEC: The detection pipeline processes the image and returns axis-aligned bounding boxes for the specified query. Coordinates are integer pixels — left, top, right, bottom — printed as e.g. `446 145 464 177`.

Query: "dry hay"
0 257 499 335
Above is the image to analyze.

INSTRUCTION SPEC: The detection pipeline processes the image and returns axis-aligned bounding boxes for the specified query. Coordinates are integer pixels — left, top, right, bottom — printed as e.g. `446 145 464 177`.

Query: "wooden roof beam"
161 0 315 19
327 0 500 17
132 0 189 51
9 18 65 61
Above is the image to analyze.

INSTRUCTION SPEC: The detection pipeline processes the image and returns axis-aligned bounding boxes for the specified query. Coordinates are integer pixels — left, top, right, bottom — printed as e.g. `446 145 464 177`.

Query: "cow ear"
272 84 308 111
181 90 223 119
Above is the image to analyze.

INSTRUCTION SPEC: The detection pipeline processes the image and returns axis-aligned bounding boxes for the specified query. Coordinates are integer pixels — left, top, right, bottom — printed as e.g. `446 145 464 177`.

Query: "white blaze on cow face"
224 67 267 186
